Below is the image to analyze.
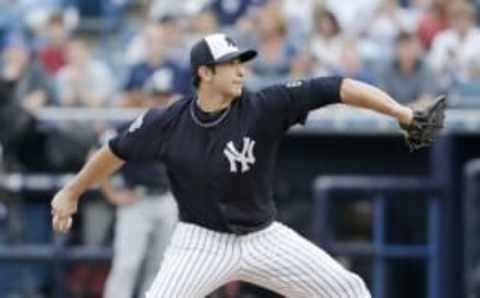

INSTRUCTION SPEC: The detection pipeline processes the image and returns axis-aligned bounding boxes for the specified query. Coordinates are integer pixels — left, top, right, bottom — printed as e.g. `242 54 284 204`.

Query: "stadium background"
1 0 480 297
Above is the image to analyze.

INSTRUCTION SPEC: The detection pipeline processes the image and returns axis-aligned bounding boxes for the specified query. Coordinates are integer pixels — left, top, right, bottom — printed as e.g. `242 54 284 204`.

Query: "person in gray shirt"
380 31 437 105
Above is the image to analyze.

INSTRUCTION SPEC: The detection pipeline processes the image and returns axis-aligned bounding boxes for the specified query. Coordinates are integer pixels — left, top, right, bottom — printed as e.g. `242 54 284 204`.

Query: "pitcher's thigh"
146 246 238 298
242 224 371 298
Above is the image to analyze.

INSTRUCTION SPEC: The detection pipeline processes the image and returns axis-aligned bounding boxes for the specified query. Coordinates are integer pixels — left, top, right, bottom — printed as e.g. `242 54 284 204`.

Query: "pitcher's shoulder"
149 96 192 121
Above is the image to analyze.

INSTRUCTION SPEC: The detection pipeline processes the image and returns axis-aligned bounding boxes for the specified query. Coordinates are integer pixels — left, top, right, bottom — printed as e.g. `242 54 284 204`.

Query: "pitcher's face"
211 59 246 98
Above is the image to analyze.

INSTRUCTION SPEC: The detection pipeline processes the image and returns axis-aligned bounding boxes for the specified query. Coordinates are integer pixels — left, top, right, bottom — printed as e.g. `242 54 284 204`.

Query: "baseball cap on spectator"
190 33 257 69
143 68 176 95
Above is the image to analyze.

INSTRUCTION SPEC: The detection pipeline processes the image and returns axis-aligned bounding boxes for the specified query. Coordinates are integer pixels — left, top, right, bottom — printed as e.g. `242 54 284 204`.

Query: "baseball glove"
400 95 447 152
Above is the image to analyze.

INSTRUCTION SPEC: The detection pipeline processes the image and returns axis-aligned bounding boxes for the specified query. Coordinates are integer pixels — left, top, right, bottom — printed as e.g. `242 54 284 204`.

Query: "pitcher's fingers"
52 215 62 232
53 216 71 233
52 208 69 218
59 217 71 233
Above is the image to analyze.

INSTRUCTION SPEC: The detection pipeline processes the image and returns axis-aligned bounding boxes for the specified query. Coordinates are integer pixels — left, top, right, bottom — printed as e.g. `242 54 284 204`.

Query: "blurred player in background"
101 70 178 298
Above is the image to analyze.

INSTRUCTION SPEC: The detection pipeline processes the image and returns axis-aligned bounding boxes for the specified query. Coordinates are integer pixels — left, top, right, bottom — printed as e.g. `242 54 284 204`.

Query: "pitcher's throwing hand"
51 187 79 233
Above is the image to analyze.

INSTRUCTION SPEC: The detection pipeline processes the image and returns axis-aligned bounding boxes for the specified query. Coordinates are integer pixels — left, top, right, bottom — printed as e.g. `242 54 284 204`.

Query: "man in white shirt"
429 1 480 89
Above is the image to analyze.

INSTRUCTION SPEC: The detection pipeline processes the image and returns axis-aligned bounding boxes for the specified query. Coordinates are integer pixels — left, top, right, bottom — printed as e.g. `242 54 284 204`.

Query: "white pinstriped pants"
146 222 371 298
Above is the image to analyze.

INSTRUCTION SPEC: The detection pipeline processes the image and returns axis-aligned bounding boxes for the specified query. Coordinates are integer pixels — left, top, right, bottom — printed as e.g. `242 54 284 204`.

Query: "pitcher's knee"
311 272 371 298
342 273 371 298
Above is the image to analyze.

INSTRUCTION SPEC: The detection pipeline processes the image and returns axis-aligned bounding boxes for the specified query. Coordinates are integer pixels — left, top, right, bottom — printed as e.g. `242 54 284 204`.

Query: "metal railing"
0 173 112 297
313 175 442 298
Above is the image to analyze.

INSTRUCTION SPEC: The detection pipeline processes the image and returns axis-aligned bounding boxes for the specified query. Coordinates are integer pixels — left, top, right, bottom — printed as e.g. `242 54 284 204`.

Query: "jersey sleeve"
257 76 343 128
108 108 167 162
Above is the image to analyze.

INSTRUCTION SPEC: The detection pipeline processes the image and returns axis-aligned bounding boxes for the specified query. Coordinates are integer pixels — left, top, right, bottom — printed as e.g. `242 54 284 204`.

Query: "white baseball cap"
190 33 257 69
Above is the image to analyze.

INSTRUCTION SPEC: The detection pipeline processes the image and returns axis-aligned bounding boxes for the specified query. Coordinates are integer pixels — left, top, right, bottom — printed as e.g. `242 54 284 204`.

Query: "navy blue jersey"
110 77 343 234
114 123 170 194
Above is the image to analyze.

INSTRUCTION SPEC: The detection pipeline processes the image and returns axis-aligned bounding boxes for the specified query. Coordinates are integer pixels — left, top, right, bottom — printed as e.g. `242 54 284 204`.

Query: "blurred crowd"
1 0 480 297
1 0 480 111
0 0 479 172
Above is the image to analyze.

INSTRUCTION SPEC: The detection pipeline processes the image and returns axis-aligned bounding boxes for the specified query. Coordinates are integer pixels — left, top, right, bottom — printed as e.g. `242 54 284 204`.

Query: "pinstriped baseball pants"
146 222 371 298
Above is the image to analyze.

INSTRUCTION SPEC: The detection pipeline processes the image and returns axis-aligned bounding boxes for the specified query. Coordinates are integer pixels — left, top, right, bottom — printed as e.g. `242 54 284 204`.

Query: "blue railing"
313 175 442 298
0 173 112 298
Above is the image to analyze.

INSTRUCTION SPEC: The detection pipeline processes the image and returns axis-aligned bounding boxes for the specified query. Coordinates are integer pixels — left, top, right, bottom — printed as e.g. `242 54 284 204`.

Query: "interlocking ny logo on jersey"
224 137 256 173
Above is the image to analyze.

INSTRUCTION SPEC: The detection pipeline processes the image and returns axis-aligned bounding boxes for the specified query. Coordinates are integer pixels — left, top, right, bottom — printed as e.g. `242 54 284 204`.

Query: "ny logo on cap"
205 33 239 60
224 137 256 173
225 36 237 48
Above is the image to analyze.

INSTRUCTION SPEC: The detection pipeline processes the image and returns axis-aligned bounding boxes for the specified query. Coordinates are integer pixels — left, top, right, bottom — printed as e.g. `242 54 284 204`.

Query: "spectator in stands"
55 37 116 107
380 31 436 104
36 13 69 76
184 8 224 63
141 68 181 107
0 2 24 49
245 1 298 90
309 7 346 76
0 46 54 297
160 15 188 64
210 0 265 28
149 0 210 20
451 59 480 103
428 1 480 90
358 0 418 63
0 40 59 172
187 8 220 43
416 0 453 49
0 34 54 112
0 78 37 171
280 0 314 44
101 74 178 298
119 21 189 106
125 15 187 67
335 38 376 86
400 0 431 18
0 0 78 33
323 0 380 33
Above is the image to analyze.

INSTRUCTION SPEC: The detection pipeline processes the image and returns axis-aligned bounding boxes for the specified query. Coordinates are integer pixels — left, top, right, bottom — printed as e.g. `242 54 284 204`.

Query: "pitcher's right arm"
51 145 125 233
